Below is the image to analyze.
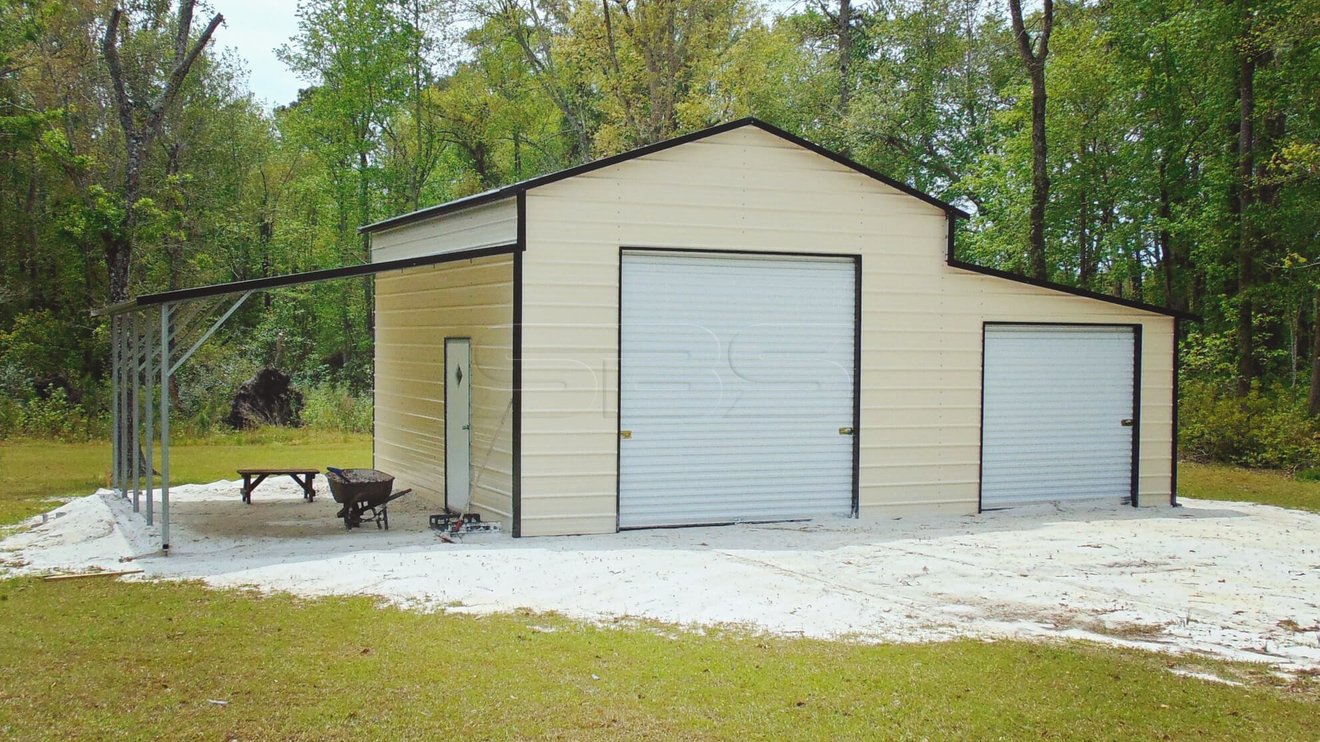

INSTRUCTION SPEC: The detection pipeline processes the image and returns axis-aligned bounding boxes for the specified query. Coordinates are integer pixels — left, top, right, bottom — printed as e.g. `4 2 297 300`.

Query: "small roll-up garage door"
618 251 857 528
980 324 1138 509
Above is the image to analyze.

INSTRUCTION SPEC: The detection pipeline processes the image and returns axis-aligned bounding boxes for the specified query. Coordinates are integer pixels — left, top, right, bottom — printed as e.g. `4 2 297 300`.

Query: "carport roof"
89 243 516 317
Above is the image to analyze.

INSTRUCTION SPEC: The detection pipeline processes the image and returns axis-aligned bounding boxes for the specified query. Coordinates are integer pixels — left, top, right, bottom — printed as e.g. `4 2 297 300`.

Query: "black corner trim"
1131 324 1144 507
1171 322 1181 506
615 247 625 533
976 325 987 514
511 193 525 538
360 117 969 236
851 255 862 518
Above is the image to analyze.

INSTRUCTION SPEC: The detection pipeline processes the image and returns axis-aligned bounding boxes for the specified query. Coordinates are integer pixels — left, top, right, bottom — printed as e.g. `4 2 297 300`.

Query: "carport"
92 245 516 552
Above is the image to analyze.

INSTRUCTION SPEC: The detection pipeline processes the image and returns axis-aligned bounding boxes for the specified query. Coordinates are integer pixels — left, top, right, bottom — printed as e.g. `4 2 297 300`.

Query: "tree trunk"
1026 66 1049 281
1308 295 1320 416
837 0 852 120
1077 185 1092 289
1008 0 1052 282
1234 33 1257 397
1156 156 1180 310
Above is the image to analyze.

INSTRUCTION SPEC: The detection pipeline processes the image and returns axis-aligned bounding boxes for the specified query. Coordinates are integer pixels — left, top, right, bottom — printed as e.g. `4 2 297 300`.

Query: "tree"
575 0 751 151
100 1 223 302
1007 0 1052 281
473 0 597 163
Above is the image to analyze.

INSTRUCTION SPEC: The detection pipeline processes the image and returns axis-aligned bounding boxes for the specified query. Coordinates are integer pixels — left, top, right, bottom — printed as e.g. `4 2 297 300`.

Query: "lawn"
2 441 1319 738
1180 461 1320 514
0 577 1314 740
0 430 370 526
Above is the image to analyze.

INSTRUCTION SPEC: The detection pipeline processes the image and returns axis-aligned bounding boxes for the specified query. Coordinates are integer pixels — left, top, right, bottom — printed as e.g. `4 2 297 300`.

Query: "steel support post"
160 303 172 552
130 312 141 511
144 313 155 524
111 315 122 496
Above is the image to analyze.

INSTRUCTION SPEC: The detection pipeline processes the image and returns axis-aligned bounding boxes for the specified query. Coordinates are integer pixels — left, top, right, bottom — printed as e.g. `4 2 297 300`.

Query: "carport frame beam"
90 246 517 552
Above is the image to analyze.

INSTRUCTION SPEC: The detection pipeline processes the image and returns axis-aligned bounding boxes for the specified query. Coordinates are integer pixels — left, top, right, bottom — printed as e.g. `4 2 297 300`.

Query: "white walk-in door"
445 338 472 511
980 324 1137 508
619 251 857 528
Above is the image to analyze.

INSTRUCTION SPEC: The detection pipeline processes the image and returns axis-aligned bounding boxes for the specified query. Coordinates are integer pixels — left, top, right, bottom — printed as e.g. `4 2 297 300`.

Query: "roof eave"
360 117 970 236
946 258 1200 322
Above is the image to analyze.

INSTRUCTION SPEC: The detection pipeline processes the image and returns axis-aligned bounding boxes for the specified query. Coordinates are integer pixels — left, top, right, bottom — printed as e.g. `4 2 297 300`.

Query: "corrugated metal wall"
373 255 515 523
515 125 1175 536
371 199 516 263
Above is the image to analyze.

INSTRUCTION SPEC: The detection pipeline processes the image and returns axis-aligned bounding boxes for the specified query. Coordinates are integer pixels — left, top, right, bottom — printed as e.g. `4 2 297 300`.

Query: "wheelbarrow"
325 468 412 531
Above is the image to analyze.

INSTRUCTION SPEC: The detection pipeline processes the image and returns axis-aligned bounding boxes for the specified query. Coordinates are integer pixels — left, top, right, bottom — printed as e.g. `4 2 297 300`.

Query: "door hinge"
838 427 855 436
1120 419 1134 427
619 430 632 440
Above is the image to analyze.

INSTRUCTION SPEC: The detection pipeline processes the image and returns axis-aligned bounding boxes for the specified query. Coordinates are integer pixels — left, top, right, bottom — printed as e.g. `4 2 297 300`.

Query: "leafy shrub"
1179 379 1320 471
171 340 260 437
13 387 92 441
0 311 82 390
0 394 19 438
1295 467 1320 482
299 384 372 434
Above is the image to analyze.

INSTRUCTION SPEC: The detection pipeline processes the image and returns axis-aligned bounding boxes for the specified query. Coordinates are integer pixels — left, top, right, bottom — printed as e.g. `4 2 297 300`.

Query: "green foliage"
6 387 94 441
1294 467 1320 483
0 310 82 389
169 339 261 438
1179 380 1320 471
299 383 373 434
1 0 1318 452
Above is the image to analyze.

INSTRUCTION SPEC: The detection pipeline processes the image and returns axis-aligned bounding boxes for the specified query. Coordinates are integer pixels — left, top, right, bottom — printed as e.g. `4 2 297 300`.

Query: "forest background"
1 0 1317 471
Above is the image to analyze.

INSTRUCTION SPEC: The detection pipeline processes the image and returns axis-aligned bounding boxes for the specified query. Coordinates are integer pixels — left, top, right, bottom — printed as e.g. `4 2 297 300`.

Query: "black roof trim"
359 117 968 234
91 244 518 315
743 119 971 218
359 188 517 235
947 258 1199 321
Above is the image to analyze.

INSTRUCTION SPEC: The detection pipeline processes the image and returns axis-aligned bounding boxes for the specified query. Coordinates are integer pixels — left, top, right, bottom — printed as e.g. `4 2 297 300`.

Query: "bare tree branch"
101 9 135 146
146 10 224 137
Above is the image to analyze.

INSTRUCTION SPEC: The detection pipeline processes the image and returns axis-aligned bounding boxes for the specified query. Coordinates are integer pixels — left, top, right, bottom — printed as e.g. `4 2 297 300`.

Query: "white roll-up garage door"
618 251 857 528
981 324 1137 509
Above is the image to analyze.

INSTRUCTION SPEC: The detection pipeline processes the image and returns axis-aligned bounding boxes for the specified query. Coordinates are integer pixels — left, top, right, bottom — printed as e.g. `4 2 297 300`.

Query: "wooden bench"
237 468 319 504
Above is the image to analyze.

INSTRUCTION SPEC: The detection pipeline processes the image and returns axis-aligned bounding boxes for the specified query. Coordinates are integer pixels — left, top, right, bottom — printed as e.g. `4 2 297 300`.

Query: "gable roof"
359 117 969 235
361 117 1195 322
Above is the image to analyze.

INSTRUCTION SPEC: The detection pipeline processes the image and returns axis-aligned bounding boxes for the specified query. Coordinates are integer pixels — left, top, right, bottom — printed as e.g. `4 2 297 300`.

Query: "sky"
212 0 303 109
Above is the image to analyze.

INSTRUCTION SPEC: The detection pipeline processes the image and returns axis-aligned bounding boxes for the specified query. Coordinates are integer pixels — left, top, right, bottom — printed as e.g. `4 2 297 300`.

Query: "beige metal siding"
517 125 1175 536
374 255 513 521
370 199 517 263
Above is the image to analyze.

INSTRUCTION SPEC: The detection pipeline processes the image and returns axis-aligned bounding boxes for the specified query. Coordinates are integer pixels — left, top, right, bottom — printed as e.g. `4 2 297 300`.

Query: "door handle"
1120 419 1134 427
838 427 855 435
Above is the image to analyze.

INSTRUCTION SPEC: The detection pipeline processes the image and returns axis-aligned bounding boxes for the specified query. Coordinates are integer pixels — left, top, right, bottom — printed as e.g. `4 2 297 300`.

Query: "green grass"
2 441 1319 736
0 578 1314 740
0 430 369 526
1180 461 1320 514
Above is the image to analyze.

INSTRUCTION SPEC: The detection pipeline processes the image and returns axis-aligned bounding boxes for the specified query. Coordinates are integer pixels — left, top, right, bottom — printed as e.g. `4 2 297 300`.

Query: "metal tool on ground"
430 512 501 536
325 468 412 530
